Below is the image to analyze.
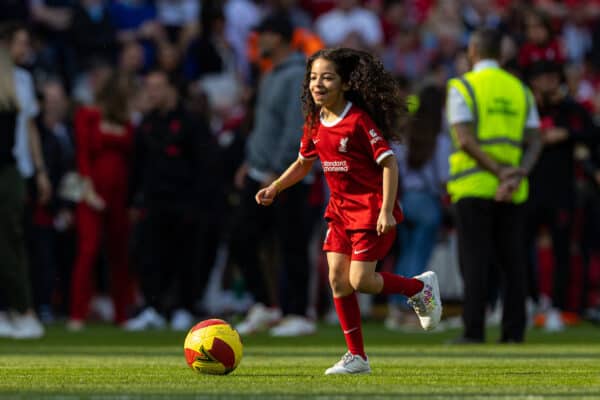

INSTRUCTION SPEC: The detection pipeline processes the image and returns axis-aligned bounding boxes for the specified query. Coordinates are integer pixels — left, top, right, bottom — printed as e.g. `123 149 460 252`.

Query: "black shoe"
447 336 484 344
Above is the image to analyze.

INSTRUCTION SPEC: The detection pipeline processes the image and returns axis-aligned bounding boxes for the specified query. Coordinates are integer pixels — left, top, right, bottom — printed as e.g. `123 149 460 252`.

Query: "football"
183 319 243 375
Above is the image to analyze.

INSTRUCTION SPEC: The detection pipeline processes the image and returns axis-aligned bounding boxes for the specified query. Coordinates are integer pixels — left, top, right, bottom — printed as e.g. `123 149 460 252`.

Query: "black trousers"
454 197 527 342
138 206 205 315
524 201 573 310
0 166 32 313
229 176 311 316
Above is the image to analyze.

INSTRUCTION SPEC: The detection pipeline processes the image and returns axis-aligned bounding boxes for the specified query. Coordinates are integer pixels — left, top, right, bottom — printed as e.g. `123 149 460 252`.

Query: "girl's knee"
349 271 367 292
329 268 352 296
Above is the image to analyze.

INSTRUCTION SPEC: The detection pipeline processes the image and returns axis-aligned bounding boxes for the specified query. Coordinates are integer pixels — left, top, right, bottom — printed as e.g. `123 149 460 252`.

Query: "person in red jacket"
255 48 442 375
67 73 135 330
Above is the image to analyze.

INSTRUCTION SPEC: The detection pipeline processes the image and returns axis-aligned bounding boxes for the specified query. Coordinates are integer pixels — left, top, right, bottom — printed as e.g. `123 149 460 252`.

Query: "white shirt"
156 0 200 26
447 59 540 128
315 7 383 47
13 67 39 178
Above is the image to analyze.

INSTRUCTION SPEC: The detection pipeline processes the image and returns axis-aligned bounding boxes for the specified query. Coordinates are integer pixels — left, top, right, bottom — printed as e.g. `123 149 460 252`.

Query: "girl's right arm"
255 157 315 206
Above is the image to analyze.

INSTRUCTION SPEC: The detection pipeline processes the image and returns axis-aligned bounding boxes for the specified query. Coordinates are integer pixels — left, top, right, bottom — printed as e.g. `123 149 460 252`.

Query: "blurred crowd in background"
1 0 600 339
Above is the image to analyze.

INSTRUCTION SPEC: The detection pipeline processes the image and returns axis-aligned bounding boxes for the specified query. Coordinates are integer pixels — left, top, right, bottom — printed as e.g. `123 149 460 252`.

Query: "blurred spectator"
126 70 217 331
378 0 408 44
224 0 262 81
561 5 592 65
0 33 44 340
29 0 76 90
232 14 315 337
155 0 200 43
247 10 324 76
69 0 118 74
156 42 185 92
525 61 597 332
518 8 565 74
108 0 162 69
118 40 145 79
4 22 52 206
72 57 113 106
315 0 383 51
383 26 431 81
267 0 314 29
31 80 75 323
461 0 503 34
385 85 451 331
424 0 465 46
184 3 236 81
68 73 135 330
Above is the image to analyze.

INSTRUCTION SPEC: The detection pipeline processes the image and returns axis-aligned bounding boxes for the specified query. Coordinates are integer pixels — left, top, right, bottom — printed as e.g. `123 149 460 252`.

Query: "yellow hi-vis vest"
446 67 533 204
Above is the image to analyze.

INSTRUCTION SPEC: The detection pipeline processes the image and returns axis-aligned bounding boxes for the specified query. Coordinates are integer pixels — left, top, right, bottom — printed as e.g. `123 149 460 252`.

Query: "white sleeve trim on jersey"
298 152 317 161
376 150 395 165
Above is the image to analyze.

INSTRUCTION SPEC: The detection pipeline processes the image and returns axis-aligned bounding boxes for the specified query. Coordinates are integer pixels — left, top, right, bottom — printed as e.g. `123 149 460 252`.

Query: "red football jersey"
299 102 403 230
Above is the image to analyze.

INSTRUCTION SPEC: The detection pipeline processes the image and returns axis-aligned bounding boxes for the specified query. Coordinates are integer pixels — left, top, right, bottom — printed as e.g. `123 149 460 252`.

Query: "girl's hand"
376 210 396 236
255 184 278 206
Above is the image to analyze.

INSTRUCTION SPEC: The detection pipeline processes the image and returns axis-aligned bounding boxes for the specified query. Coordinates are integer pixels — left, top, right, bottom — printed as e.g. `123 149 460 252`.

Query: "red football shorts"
323 221 396 261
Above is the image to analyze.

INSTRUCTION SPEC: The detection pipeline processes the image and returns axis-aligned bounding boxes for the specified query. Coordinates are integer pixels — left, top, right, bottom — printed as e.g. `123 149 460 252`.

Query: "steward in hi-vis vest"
447 66 533 203
445 28 542 344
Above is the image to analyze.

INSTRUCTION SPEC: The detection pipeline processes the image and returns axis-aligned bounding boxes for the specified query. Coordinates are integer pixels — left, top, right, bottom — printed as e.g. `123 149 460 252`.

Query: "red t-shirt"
518 39 565 69
299 102 403 230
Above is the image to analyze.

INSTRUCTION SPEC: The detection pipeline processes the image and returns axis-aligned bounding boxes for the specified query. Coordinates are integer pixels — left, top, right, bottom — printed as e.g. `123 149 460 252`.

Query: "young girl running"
255 48 442 375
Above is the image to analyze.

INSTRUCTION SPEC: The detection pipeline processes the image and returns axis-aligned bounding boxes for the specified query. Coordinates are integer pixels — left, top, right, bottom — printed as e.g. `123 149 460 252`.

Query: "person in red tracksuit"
68 74 135 330
255 48 442 375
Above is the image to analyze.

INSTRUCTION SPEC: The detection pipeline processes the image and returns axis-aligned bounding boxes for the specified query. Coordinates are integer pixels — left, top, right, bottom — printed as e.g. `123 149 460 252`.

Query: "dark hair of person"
406 85 444 170
471 28 502 60
0 20 27 43
95 73 130 126
524 7 554 44
301 47 408 142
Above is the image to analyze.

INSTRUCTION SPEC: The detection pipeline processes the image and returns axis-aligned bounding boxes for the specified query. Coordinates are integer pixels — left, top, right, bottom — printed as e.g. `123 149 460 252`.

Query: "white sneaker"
11 313 45 339
270 315 316 337
89 295 115 322
324 352 371 375
123 307 166 331
486 304 503 327
544 308 564 332
407 271 442 331
236 303 282 335
0 312 15 338
170 309 194 331
66 319 85 332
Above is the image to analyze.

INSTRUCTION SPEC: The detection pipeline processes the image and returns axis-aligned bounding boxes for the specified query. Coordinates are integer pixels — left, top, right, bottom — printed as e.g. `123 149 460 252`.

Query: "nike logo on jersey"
343 327 358 334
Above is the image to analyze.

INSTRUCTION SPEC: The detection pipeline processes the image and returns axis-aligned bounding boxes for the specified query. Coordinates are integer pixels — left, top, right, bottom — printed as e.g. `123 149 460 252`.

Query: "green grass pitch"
1 321 599 399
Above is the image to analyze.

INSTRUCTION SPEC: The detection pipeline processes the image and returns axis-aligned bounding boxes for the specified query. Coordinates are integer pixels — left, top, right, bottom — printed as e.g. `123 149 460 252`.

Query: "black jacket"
130 105 217 212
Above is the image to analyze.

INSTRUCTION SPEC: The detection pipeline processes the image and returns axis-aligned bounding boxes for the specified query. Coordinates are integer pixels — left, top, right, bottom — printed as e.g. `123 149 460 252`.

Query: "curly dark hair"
301 48 408 142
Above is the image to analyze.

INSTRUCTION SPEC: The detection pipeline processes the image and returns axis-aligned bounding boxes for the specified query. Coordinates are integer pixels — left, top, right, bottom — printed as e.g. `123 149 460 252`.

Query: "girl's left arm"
378 154 399 235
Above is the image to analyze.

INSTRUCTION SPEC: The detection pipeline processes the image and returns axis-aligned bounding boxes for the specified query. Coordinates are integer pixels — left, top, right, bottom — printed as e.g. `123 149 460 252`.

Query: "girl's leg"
327 252 366 358
349 260 423 296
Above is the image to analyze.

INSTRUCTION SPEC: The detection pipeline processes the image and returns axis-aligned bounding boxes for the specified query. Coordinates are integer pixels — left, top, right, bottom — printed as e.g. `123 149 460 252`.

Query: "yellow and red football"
183 319 243 375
